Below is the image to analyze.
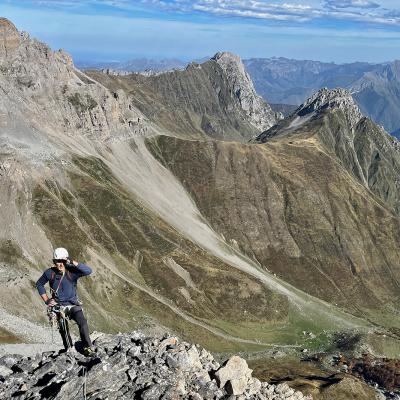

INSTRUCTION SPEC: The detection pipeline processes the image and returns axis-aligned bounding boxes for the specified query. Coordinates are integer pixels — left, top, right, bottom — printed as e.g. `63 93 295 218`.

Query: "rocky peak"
212 51 281 131
297 88 363 128
0 17 20 58
212 51 242 69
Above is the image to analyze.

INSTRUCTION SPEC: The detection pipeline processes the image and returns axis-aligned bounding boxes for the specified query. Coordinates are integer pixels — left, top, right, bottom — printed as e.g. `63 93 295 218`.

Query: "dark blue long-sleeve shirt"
36 263 92 306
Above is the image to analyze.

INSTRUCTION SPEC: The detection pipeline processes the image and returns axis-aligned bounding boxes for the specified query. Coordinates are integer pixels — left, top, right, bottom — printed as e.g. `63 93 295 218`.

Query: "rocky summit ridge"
0 332 311 400
296 87 363 128
88 50 280 141
212 52 282 131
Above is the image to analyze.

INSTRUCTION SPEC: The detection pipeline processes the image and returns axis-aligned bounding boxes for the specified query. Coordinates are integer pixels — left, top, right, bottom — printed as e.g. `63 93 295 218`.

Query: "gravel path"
0 307 62 356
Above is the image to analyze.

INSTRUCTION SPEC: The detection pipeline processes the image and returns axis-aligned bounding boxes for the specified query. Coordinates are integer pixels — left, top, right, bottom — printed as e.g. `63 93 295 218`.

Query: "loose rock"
0 331 312 399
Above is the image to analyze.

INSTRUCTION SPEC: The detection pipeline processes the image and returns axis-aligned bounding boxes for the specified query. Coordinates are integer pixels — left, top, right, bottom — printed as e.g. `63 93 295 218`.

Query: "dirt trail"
105 260 302 348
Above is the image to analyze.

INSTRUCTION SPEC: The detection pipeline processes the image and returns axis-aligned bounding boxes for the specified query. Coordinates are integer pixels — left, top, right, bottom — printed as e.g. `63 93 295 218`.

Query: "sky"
1 0 400 64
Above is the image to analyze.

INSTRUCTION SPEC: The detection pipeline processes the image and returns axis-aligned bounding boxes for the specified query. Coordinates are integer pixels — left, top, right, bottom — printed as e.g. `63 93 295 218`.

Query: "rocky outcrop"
0 18 151 147
0 332 311 399
0 18 20 58
213 52 281 131
255 88 364 144
296 88 363 129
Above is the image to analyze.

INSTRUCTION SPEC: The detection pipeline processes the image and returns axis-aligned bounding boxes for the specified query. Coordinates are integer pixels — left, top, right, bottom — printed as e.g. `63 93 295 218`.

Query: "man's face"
53 259 66 271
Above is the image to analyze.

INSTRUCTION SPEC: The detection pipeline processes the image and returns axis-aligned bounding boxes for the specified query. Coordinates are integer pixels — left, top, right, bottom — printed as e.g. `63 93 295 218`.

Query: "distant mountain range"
86 56 400 137
76 57 209 72
244 57 400 137
243 58 376 105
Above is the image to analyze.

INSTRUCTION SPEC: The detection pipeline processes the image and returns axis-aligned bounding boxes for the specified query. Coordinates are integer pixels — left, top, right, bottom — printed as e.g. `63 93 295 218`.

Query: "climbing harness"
47 304 74 349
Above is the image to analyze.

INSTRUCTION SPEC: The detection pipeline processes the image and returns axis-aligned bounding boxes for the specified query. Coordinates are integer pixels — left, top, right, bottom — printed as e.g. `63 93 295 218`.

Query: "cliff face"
0 25 149 143
0 18 20 57
212 52 281 131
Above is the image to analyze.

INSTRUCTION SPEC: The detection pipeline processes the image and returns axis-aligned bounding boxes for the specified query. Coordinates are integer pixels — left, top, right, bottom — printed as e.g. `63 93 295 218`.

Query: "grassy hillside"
146 125 400 332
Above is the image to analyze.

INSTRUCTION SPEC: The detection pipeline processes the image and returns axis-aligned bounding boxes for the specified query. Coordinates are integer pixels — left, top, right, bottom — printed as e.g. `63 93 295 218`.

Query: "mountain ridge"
0 18 365 356
244 57 400 137
86 51 280 141
0 18 400 381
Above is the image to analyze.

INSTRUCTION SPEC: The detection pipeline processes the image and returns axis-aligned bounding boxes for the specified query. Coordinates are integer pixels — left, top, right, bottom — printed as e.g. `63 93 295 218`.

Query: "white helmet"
53 247 69 260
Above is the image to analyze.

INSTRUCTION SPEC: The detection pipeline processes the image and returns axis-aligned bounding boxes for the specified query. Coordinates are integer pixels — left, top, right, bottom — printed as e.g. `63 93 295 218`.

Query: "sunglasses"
53 259 67 264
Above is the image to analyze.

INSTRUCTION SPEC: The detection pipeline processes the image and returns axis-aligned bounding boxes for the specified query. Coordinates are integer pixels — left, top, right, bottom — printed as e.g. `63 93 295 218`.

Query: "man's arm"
40 293 50 304
68 260 92 277
36 271 52 305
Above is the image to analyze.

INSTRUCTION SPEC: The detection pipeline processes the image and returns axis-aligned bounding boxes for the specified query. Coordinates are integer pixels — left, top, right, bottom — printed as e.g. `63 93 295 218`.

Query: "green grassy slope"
146 130 400 333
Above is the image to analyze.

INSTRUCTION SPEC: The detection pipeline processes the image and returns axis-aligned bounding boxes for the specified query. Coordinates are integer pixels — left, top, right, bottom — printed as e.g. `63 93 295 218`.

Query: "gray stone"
275 383 290 394
212 52 281 131
127 367 137 381
141 384 166 399
248 377 262 395
127 345 141 358
166 351 193 371
189 392 203 400
0 365 13 377
0 331 312 400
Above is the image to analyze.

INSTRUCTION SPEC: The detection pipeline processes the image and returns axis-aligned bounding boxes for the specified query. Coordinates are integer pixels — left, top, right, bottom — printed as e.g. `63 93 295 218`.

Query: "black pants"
60 306 92 349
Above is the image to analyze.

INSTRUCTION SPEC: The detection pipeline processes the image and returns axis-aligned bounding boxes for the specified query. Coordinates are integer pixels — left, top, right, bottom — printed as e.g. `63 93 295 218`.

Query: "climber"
35 247 94 357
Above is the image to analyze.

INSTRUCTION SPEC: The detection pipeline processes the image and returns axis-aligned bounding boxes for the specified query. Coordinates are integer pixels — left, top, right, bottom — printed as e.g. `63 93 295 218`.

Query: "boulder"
215 355 252 395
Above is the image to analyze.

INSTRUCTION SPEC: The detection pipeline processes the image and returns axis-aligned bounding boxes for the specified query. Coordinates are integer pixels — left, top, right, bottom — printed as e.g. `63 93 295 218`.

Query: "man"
36 247 94 356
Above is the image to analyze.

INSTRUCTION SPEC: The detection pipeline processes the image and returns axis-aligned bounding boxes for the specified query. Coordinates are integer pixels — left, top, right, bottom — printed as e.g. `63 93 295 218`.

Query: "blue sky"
2 0 400 63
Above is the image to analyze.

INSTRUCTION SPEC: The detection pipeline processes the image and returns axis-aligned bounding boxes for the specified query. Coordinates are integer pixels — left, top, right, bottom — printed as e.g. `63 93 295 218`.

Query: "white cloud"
325 0 380 9
137 0 400 26
7 0 400 26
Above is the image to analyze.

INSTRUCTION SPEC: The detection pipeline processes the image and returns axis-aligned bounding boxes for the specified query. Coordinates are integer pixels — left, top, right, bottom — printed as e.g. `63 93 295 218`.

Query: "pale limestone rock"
212 51 282 131
215 355 252 394
55 49 74 67
187 345 202 370
0 18 20 58
248 377 262 395
0 365 12 377
225 375 249 395
296 87 363 129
